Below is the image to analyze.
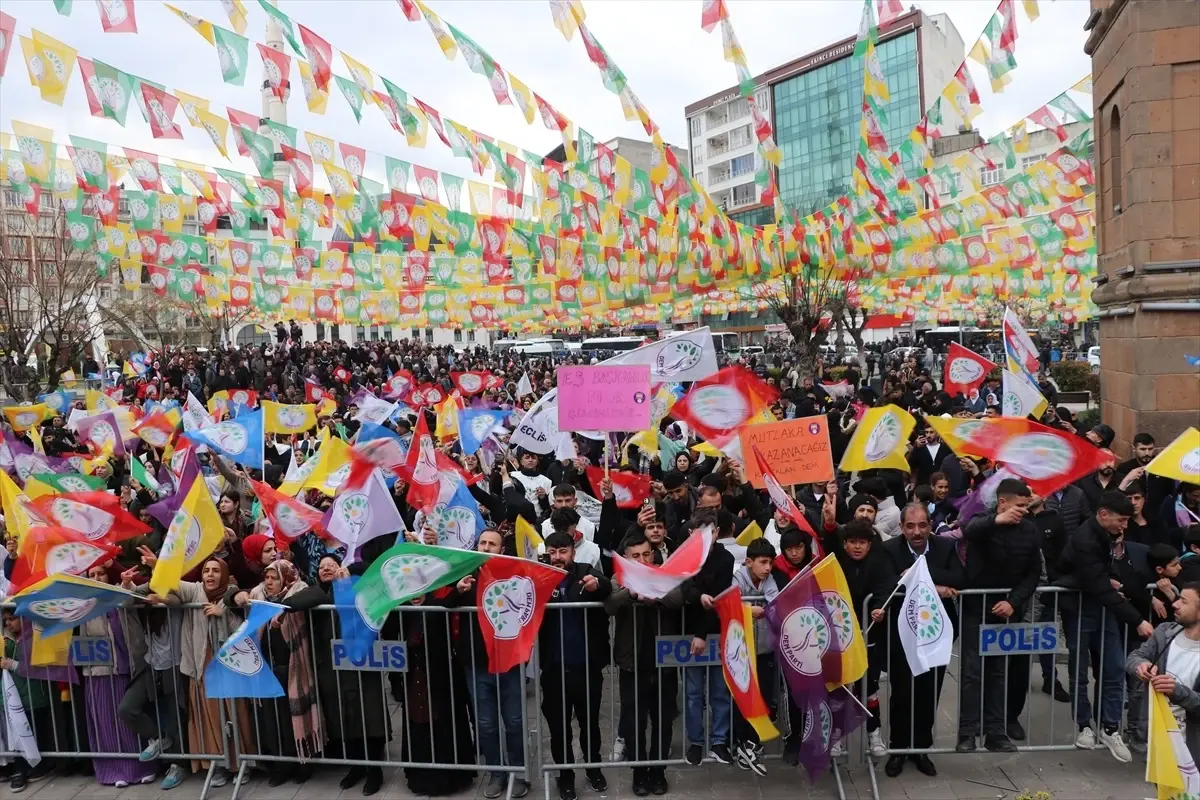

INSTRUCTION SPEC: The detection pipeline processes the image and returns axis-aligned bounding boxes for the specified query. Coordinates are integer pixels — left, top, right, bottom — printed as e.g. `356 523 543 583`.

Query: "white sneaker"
868 730 887 757
1075 726 1097 749
1099 728 1132 763
830 741 846 758
611 736 625 761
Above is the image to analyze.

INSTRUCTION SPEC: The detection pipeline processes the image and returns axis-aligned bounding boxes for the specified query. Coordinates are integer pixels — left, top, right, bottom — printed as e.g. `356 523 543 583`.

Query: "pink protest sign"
557 365 652 432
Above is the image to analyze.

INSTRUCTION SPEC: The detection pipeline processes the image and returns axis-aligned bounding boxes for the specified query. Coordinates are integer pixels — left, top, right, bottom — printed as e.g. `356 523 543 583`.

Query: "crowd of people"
1 328 1197 800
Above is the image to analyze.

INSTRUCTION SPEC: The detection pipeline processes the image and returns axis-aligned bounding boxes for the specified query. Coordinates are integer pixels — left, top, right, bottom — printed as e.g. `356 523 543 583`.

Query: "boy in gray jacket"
1127 582 1200 765
730 538 781 776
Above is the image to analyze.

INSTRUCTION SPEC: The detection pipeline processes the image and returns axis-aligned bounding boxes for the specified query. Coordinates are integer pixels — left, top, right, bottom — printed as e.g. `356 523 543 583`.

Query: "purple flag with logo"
764 569 834 700
76 411 126 456
794 687 868 779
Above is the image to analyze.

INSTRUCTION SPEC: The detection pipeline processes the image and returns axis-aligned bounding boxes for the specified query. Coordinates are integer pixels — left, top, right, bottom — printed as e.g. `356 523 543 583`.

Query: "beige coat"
167 581 239 680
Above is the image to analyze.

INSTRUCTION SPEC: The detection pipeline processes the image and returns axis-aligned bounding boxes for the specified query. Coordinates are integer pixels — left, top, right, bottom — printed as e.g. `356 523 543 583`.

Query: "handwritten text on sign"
738 416 834 489
557 365 652 432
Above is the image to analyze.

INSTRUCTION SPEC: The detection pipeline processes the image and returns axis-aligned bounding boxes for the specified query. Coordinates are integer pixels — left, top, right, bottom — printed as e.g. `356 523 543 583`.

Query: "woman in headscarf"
80 563 158 787
164 557 256 788
282 554 390 796
230 560 323 785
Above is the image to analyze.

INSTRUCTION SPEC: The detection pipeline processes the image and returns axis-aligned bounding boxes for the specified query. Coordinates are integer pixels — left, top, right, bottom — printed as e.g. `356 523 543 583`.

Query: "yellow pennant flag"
734 520 763 547
224 0 249 34
22 31 78 105
515 515 544 560
1147 685 1200 800
11 120 56 188
262 400 318 434
508 73 537 124
165 4 215 45
172 89 211 128
810 554 869 689
416 1 459 59
341 52 375 93
0 469 33 542
149 476 224 595
1002 369 1049 419
297 60 329 114
86 388 120 412
31 628 73 666
279 435 351 497
548 0 586 41
1022 0 1040 22
195 108 231 159
839 404 916 473
405 105 429 148
3 404 49 432
435 395 461 440
1145 427 1200 485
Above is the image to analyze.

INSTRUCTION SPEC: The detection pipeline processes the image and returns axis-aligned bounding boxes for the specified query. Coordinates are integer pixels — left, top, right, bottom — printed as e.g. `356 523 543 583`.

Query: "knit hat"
847 494 878 516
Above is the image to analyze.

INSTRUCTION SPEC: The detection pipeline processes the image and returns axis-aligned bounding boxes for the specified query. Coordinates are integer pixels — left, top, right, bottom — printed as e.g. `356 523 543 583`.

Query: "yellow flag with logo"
0 469 33 542
149 477 224 595
279 436 351 497
735 520 763 547
21 31 77 106
811 554 869 689
1146 427 1200 484
839 404 916 473
1147 685 1200 800
3 404 49 432
262 400 318 435
515 515 544 560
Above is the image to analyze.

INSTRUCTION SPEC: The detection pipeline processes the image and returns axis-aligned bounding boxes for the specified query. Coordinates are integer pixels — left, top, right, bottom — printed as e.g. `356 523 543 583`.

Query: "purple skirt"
84 674 158 786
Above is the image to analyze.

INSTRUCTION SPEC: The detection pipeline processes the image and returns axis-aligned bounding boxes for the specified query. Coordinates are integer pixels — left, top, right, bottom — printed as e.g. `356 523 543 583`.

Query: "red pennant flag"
410 384 445 407
27 492 151 545
226 107 259 156
751 446 819 553
304 378 329 403
257 43 291 99
133 409 180 449
0 12 15 79
476 555 565 673
250 479 328 544
947 418 1110 497
396 0 422 21
1027 105 1068 142
298 23 332 90
669 366 779 440
611 524 713 599
700 0 728 32
97 0 138 33
585 467 651 510
714 587 779 742
401 412 441 511
451 371 491 396
383 370 415 400
943 342 997 398
142 85 183 139
876 0 905 26
9 526 122 595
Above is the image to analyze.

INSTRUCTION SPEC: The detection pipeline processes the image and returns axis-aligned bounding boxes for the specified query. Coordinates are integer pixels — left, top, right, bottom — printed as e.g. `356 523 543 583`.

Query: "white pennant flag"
183 391 210 432
2 670 41 767
1002 369 1048 419
896 553 953 676
354 392 398 425
597 327 719 383
515 372 533 398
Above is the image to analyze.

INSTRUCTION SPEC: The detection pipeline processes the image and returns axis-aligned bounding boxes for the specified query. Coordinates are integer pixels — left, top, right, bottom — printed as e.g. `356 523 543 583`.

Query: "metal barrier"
2 584 1162 799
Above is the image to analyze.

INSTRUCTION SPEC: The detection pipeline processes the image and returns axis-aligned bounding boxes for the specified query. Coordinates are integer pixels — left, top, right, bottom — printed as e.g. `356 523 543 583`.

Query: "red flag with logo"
714 586 780 742
400 412 441 511
669 367 779 440
944 417 1109 496
27 492 151 544
304 379 329 403
9 525 121 594
585 466 651 510
476 555 566 673
611 523 713 599
943 342 997 398
751 446 819 554
250 479 328 544
451 371 491 396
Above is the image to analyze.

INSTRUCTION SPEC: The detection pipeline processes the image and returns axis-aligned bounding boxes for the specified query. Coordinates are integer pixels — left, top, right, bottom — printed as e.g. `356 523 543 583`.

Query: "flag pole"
838 684 873 716
603 437 610 481
861 580 905 637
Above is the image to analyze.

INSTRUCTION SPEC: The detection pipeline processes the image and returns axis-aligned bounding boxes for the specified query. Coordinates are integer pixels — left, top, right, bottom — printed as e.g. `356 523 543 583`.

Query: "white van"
580 336 646 356
511 339 567 356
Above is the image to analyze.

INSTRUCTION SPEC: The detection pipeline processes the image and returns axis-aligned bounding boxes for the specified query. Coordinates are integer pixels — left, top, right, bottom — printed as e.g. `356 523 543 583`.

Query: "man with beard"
660 470 696 540
1077 449 1120 514
908 423 947 487
509 449 553 517
1116 433 1174 524
1128 583 1200 767
538 531 612 800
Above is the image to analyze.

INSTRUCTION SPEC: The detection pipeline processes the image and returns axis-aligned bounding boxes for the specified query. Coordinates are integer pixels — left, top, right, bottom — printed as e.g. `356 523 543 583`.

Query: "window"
315 322 326 341
38 193 53 209
410 329 420 339
941 173 962 195
1021 155 1042 170
728 98 749 120
383 328 393 341
41 261 56 279
732 183 756 205
755 88 769 110
467 329 476 343
980 168 1004 186
453 328 462 343
3 190 20 207
728 125 751 149
425 327 434 342
730 154 754 178
8 237 29 256
355 325 366 342
693 145 703 165
36 215 55 234
1109 106 1123 214
690 116 702 137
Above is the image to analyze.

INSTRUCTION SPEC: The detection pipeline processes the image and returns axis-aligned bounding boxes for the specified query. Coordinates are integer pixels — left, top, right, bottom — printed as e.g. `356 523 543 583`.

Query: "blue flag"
427 478 487 549
183 407 265 469
204 600 287 699
37 389 75 415
457 408 508 455
333 575 380 665
14 577 137 638
357 422 407 487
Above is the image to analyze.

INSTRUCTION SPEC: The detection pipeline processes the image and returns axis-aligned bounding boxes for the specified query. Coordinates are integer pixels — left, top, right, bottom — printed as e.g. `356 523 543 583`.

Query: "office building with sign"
684 8 965 226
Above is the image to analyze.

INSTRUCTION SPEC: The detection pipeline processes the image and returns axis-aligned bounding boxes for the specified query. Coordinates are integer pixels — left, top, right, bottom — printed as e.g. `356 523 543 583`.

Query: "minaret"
262 0 291 186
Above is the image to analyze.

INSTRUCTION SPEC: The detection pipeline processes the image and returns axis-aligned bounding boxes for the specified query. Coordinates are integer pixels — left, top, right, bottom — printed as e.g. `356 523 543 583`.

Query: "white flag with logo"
515 372 533 398
896 553 952 676
354 392 398 425
598 327 718 383
1 670 41 766
1002 369 1048 419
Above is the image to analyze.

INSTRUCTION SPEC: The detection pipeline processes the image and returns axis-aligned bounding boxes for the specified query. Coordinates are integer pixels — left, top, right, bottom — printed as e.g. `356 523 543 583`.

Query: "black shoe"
485 774 507 799
268 768 289 787
339 766 365 790
1007 721 1026 741
586 769 606 792
648 769 668 795
10 773 28 793
709 743 733 764
24 762 52 783
77 762 94 778
1053 681 1072 703
884 754 905 777
686 744 703 766
294 764 313 783
362 767 383 796
782 739 800 766
633 772 650 797
559 785 578 800
955 735 977 753
985 734 1018 753
911 754 937 776
512 779 531 799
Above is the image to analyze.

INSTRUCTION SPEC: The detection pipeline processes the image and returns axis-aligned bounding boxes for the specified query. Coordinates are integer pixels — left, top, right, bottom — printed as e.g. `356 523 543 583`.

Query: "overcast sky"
1 0 1093 195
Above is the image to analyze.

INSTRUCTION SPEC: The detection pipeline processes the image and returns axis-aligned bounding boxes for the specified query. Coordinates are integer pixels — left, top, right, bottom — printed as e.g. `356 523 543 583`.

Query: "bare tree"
763 260 874 377
0 203 106 399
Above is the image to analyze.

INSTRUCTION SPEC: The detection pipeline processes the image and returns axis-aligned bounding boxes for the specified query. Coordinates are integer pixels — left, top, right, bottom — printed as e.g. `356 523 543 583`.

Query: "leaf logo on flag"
802 698 833 752
656 340 703 376
161 507 202 563
821 590 857 653
481 576 536 639
996 432 1076 480
948 356 986 385
272 503 310 537
864 410 903 462
54 475 94 493
904 579 946 644
217 621 265 676
778 606 831 676
724 617 752 692
689 384 747 430
45 541 110 575
380 553 452 600
28 595 96 623
207 421 249 454
47 498 112 540
335 492 370 539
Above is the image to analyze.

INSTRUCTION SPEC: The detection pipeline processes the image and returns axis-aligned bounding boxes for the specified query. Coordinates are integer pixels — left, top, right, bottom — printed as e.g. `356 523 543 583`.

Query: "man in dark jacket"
878 503 965 778
1076 450 1120 514
679 509 735 767
1043 481 1089 540
605 531 683 797
1028 494 1072 702
1055 491 1154 764
956 479 1043 753
539 531 612 800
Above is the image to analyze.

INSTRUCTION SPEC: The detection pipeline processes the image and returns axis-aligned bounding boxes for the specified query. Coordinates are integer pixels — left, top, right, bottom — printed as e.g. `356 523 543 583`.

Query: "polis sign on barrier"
979 623 1066 656
655 635 721 667
331 639 409 671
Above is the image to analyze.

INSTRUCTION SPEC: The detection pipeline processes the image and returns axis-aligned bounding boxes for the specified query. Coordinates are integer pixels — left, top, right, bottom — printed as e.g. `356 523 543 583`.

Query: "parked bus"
711 331 740 355
579 336 646 357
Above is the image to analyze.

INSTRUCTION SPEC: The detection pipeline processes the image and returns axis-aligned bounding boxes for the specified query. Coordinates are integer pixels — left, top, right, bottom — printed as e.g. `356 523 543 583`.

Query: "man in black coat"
539 531 612 800
877 503 965 778
1028 495 1072 701
1055 491 1154 763
956 480 1044 753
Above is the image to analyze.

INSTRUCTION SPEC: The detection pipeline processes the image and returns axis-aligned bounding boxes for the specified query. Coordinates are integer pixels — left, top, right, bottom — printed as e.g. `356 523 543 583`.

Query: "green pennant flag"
36 472 108 493
126 190 158 231
90 60 136 126
64 207 96 251
264 120 298 149
215 168 258 206
213 25 250 86
228 203 252 237
68 136 109 190
447 24 497 78
987 133 1017 170
1049 93 1091 123
381 76 407 111
130 458 161 493
336 75 365 122
52 0 73 14
256 0 306 57
237 126 277 178
159 162 184 194
385 156 410 192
